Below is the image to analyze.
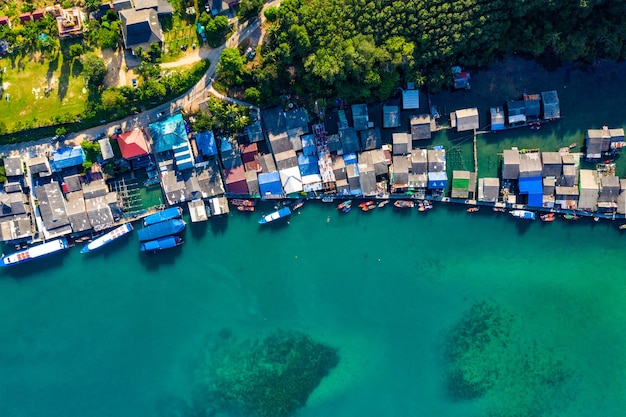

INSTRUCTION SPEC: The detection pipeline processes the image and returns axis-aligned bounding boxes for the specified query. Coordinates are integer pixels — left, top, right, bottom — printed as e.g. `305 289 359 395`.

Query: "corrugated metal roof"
402 89 419 109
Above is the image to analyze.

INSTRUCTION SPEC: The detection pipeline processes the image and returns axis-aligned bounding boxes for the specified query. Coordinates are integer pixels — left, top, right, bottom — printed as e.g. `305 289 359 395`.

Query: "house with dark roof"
27 156 51 177
34 182 72 238
383 106 400 128
119 8 163 51
3 156 24 179
0 39 9 55
112 0 134 11
134 0 174 15
0 16 11 28
66 192 92 233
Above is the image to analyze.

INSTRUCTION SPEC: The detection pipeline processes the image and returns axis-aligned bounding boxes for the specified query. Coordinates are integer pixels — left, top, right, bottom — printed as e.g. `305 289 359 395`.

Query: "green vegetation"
445 300 576 415
194 330 339 417
191 98 251 134
84 10 122 50
198 13 230 48
237 0 263 20
246 0 626 103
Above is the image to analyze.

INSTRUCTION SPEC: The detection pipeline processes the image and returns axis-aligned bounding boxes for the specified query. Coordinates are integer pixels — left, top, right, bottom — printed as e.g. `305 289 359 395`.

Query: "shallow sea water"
1 202 626 417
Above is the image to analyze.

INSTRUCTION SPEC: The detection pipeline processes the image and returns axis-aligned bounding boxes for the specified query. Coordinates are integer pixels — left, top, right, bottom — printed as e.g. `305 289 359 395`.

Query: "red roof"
32 10 45 20
0 17 10 25
19 12 31 23
117 129 150 159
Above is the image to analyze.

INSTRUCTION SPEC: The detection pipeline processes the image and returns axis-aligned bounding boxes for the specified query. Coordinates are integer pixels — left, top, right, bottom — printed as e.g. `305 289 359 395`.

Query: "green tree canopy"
81 54 107 88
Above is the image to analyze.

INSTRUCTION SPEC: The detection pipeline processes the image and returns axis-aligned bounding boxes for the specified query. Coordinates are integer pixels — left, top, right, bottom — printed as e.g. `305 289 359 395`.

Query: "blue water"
1 203 625 417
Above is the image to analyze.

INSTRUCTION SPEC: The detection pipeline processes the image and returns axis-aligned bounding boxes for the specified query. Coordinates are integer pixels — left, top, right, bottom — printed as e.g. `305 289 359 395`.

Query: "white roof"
279 166 303 194
98 138 115 160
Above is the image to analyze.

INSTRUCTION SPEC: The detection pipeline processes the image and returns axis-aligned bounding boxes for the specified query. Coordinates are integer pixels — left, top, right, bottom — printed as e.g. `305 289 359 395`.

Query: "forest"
251 0 626 102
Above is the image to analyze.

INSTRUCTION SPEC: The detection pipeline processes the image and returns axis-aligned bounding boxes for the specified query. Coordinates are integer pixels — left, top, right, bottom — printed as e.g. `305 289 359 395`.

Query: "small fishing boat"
467 207 479 213
237 205 255 212
619 224 626 230
290 198 305 211
359 201 377 211
394 200 415 209
423 201 433 210
493 207 507 213
563 213 580 220
378 200 389 208
258 207 292 224
569 143 577 149
230 199 256 207
140 235 184 252
337 200 352 211
510 210 536 220
540 213 555 222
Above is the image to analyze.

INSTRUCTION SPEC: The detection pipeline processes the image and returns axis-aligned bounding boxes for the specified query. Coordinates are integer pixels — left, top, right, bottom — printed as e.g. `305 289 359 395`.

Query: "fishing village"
2 73 626 265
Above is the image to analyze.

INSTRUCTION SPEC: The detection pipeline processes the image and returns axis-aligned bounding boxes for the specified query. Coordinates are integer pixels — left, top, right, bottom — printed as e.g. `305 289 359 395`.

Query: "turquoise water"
1 202 626 416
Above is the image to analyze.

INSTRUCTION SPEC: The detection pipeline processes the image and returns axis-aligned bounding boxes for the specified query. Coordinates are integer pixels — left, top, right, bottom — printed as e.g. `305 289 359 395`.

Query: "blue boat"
258 207 291 224
137 219 186 242
1 237 69 266
143 207 183 226
80 223 133 253
140 235 184 252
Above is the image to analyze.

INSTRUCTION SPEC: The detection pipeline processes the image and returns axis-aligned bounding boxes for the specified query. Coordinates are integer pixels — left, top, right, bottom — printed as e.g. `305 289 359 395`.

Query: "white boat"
258 207 292 224
510 210 536 220
1 238 69 266
81 223 134 253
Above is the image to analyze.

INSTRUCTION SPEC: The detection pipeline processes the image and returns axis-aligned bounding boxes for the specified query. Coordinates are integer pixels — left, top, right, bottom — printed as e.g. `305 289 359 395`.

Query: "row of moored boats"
335 199 433 213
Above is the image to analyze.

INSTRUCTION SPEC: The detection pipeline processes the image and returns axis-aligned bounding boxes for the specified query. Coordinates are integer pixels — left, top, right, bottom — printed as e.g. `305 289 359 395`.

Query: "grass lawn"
0 50 87 133
161 14 202 62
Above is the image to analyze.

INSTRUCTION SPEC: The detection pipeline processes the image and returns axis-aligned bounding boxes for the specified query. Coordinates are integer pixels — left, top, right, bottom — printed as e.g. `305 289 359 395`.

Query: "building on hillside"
4 156 24 180
119 8 163 51
0 16 12 28
339 126 360 154
244 120 264 143
149 114 193 170
450 108 479 132
194 130 218 158
112 0 133 10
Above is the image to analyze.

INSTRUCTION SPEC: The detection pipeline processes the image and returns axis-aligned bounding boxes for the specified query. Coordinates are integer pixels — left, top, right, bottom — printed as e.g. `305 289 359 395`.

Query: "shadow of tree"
57 52 70 102
46 53 59 87
72 59 83 78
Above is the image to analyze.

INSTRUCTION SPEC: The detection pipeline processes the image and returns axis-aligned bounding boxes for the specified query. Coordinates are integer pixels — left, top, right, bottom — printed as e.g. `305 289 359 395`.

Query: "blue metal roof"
519 176 543 207
258 172 283 195
427 171 448 189
298 154 320 177
195 131 217 157
51 146 85 171
149 113 189 154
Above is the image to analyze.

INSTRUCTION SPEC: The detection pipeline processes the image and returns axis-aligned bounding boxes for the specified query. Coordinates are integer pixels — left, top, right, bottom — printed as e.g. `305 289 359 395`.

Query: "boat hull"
81 223 134 253
1 238 69 266
137 219 186 242
141 236 184 252
143 207 183 227
258 207 292 224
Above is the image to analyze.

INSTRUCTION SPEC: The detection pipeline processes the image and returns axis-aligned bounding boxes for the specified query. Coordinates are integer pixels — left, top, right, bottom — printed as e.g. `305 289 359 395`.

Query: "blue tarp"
258 172 283 195
343 153 358 166
51 147 85 171
301 134 317 156
427 171 448 189
519 176 543 207
195 131 217 157
298 154 319 177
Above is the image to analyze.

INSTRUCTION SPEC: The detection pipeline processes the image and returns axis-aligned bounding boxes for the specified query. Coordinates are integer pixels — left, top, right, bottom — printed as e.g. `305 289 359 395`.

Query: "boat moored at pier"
80 223 134 253
510 210 536 220
143 207 183 227
140 235 184 252
258 207 292 224
1 238 69 266
394 200 415 209
137 219 186 242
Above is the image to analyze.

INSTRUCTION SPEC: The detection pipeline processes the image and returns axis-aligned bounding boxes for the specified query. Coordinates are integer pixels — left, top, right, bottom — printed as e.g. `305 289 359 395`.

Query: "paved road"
0 1 279 157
